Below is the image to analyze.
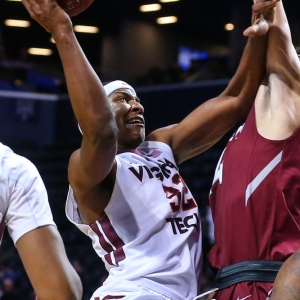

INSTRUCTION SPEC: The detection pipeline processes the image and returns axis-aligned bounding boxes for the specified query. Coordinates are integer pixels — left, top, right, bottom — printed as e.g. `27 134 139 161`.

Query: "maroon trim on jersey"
90 212 126 266
117 149 143 157
146 149 162 158
90 222 113 265
103 296 125 299
95 296 125 299
0 218 6 245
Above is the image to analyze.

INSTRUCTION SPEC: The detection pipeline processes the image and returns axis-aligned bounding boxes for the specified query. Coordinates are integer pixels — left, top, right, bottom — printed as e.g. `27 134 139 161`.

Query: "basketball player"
21 0 277 299
207 1 300 299
0 142 82 300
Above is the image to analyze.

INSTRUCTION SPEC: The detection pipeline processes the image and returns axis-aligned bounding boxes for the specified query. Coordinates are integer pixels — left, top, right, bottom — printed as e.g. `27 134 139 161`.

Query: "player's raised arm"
265 3 300 298
147 0 278 165
21 0 118 207
253 0 300 141
266 1 300 79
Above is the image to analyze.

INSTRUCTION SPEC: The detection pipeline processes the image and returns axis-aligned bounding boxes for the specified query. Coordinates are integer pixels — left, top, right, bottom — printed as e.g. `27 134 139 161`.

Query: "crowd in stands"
0 59 67 94
136 56 232 86
0 49 232 94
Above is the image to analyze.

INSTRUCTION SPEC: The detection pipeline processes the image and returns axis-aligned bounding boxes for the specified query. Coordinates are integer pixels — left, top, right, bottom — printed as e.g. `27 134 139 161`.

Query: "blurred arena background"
0 0 299 299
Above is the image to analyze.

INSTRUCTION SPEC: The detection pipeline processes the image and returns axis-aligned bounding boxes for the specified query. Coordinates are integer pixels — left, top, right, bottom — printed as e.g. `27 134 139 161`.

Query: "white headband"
78 80 136 135
104 80 136 97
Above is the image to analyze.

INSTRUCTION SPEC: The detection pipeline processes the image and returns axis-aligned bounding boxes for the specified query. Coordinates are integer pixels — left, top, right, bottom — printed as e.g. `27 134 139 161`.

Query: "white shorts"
91 280 172 300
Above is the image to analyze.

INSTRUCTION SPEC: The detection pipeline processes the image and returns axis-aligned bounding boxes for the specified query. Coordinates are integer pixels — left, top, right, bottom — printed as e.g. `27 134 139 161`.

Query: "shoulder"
138 140 173 154
0 143 30 164
137 140 177 168
146 124 177 145
0 144 38 178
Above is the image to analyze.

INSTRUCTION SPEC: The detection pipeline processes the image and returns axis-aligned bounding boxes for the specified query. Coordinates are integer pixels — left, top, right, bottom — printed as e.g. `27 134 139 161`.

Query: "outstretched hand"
21 0 72 37
244 0 279 36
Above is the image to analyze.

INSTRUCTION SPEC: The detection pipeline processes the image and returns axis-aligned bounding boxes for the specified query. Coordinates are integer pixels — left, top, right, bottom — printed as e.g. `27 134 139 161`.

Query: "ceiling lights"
28 48 53 56
73 25 99 34
225 23 234 31
4 19 30 27
140 4 162 12
140 2 179 25
157 16 178 25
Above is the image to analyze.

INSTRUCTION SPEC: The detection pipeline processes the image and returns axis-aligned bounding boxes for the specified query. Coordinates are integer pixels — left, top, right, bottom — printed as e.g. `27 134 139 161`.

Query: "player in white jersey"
0 142 82 300
67 140 201 299
21 0 278 299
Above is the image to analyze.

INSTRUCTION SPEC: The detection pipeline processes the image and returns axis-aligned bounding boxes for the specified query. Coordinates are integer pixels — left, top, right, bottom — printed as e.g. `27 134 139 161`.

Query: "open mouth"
126 117 144 126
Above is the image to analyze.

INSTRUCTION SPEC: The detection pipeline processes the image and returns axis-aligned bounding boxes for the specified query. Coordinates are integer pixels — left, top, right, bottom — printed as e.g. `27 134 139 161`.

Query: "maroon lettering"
157 160 172 178
151 167 164 181
166 218 177 234
129 166 144 182
163 185 181 213
128 159 177 182
143 165 154 179
175 218 189 234
184 213 199 232
166 213 199 235
171 173 198 211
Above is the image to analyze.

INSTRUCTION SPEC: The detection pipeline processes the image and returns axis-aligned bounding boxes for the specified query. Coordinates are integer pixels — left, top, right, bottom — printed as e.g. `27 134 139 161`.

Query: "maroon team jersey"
208 105 300 271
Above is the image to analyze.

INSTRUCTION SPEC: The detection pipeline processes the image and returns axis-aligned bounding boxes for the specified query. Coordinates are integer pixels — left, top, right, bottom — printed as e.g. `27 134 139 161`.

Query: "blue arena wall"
0 79 229 147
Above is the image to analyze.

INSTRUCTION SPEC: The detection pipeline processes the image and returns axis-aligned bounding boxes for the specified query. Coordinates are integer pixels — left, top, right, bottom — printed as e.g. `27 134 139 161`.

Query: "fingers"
21 0 71 34
21 0 50 21
244 20 269 36
21 0 50 32
243 25 257 37
246 0 279 36
21 0 40 18
22 0 61 18
252 0 279 15
244 13 270 36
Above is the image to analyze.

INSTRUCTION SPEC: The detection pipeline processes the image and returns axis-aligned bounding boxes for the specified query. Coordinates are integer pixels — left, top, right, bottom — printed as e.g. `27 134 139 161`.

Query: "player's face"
109 88 145 149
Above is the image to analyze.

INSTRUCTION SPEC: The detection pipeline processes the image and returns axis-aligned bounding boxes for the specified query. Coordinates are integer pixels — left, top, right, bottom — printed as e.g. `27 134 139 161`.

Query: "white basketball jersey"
66 141 202 300
0 142 55 245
